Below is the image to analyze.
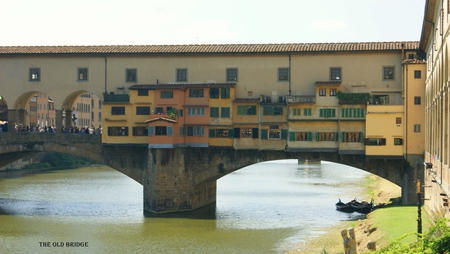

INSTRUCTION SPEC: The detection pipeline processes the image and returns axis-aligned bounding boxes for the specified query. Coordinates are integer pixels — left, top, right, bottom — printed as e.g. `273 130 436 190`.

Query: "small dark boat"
335 199 355 213
350 199 373 214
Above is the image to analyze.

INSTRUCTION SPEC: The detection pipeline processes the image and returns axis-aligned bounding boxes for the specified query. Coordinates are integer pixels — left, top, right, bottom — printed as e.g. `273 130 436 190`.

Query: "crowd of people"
0 124 102 135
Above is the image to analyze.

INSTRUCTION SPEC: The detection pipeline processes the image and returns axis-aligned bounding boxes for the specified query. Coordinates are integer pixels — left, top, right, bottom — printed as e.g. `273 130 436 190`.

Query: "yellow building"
419 0 450 218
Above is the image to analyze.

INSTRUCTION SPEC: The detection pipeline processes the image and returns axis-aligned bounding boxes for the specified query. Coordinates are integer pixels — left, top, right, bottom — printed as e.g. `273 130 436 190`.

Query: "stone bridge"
0 132 423 214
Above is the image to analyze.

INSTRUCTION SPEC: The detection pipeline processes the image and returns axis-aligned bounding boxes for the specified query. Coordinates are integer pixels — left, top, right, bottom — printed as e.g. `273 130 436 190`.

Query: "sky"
1 0 426 46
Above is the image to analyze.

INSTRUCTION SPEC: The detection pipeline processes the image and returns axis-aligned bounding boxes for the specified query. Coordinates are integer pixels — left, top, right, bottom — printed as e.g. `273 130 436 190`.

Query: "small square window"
414 96 421 105
78 68 88 81
177 69 187 82
330 89 337 96
414 70 422 79
138 90 148 96
330 68 341 80
396 117 402 124
226 68 238 81
126 69 137 82
319 88 326 96
414 124 421 133
278 68 289 81
29 68 40 81
383 66 394 80
161 91 173 98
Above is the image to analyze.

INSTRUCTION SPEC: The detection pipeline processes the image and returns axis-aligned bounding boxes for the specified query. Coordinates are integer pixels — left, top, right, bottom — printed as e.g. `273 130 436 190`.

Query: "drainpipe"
104 55 108 94
288 53 292 96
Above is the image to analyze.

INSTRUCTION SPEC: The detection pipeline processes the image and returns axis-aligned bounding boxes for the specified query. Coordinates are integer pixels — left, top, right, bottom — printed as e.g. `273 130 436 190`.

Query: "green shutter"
335 132 339 141
261 129 268 139
331 109 336 117
234 128 240 138
228 128 234 138
316 132 319 141
210 107 219 117
281 129 287 139
307 132 312 141
289 132 295 141
237 106 245 115
148 126 155 136
167 126 173 136
209 129 216 138
319 109 324 117
341 132 345 142
250 106 257 115
252 128 259 138
359 132 364 142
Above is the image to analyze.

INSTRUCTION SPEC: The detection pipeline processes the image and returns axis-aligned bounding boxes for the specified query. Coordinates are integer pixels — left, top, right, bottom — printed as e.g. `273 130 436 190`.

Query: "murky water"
0 160 368 253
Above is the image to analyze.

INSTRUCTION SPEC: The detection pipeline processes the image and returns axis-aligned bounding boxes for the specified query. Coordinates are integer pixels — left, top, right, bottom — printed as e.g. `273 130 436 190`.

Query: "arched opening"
0 94 8 132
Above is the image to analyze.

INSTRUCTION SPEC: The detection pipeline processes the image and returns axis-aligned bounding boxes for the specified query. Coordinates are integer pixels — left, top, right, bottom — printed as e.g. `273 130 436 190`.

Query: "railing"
103 93 130 103
286 95 316 104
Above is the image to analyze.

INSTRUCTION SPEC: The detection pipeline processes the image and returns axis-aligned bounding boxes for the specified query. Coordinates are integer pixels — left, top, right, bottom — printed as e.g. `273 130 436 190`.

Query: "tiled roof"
315 81 342 86
233 98 260 103
145 117 177 123
129 83 236 90
0 42 419 55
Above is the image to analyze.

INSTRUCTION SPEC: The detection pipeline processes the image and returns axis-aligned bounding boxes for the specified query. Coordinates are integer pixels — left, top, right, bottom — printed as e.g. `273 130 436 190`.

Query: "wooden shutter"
261 129 268 139
148 126 155 136
209 129 216 138
234 128 240 138
252 128 259 138
228 128 234 138
167 126 173 136
289 132 296 141
307 132 312 141
281 129 288 139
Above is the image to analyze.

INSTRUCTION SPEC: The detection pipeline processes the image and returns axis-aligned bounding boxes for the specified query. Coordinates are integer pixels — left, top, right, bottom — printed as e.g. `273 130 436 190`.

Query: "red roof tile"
0 42 419 55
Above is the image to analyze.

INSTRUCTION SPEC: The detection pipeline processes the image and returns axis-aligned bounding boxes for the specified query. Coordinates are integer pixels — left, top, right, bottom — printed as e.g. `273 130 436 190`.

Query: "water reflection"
0 160 369 253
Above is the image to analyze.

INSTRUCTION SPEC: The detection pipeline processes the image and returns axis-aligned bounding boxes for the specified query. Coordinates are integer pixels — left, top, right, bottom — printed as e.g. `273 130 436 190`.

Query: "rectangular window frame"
108 127 128 136
189 89 204 98
29 68 41 81
77 68 88 81
414 96 421 105
136 106 150 115
176 68 187 82
111 106 125 115
138 90 148 96
209 88 219 99
278 68 289 81
132 126 149 136
226 68 238 82
383 66 395 80
221 107 230 118
221 88 230 99
319 88 326 96
126 68 137 83
161 91 174 98
330 67 341 80
414 70 422 79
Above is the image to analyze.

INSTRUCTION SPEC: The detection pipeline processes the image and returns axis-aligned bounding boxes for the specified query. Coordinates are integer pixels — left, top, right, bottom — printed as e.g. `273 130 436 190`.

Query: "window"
133 126 148 136
241 128 253 138
319 108 336 118
221 88 230 99
155 107 163 114
414 124 421 133
278 68 289 81
365 138 386 146
303 108 312 116
98 112 101 121
138 90 148 96
396 117 402 124
408 53 414 59
317 132 337 141
155 126 168 136
136 106 150 115
177 69 187 81
394 138 403 145
108 127 128 136
330 89 337 96
187 107 205 116
221 107 230 118
216 129 229 137
111 107 125 115
29 68 40 81
289 132 313 141
293 108 301 116
383 66 394 80
269 129 281 139
189 89 204 97
373 95 389 105
341 108 365 118
91 112 94 122
126 69 137 82
186 126 205 136
210 107 219 117
78 68 88 81
98 100 102 109
226 68 238 81
341 132 362 142
237 105 257 115
414 70 422 79
161 91 173 98
330 67 341 80
210 88 219 99
414 96 421 105
319 89 326 96
263 106 283 115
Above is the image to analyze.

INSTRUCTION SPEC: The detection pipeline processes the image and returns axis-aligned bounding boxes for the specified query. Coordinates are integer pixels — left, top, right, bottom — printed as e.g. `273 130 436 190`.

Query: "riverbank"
288 174 403 254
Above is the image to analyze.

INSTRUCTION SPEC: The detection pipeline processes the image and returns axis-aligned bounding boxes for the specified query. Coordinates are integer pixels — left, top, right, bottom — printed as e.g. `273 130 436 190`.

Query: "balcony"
337 92 370 105
286 95 316 104
103 93 130 103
